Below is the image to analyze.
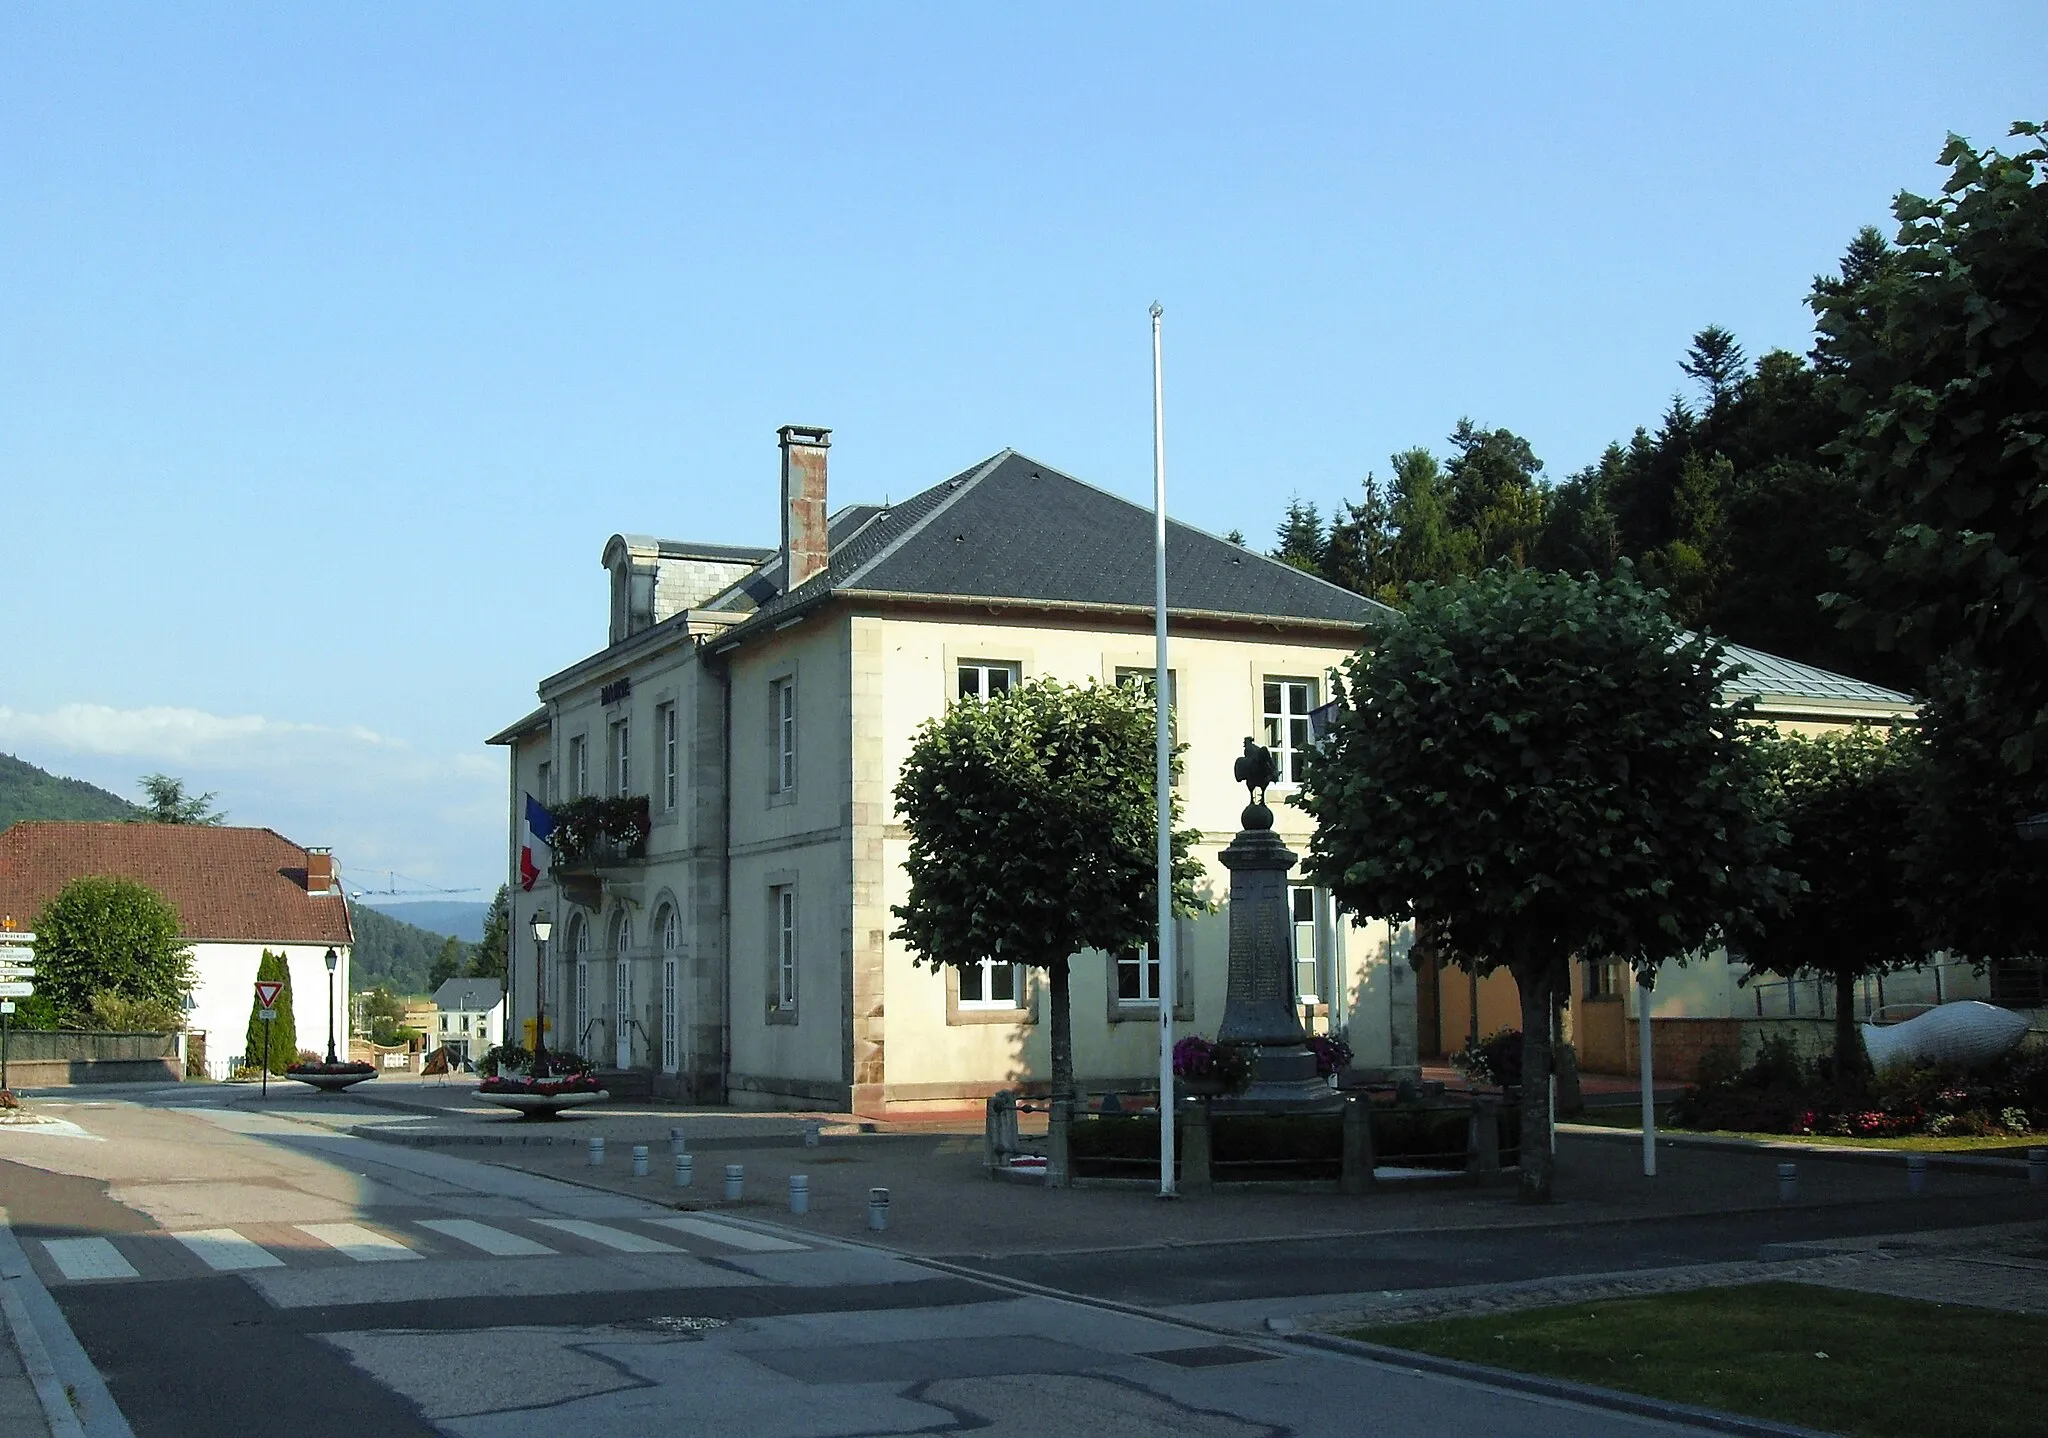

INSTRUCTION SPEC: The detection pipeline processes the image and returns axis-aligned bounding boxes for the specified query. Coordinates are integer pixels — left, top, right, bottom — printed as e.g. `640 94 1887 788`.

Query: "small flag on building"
520 794 556 891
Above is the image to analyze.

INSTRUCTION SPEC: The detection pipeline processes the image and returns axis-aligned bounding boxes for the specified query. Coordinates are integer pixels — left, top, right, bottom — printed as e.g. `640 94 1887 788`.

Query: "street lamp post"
323 947 339 1064
530 909 553 1075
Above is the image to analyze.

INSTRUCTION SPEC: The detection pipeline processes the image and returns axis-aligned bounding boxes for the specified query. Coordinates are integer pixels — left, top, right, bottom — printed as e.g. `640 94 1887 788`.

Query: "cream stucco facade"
496 602 1414 1118
490 435 1409 1118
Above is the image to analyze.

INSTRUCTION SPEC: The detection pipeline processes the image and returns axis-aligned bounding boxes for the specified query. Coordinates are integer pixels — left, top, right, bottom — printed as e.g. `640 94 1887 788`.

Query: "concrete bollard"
674 1153 694 1187
670 1126 688 1156
789 1174 810 1214
867 1186 890 1231
2030 1149 2046 1188
632 1144 650 1178
587 1137 605 1167
804 1120 822 1148
1906 1153 1927 1196
1777 1161 1798 1202
723 1163 744 1201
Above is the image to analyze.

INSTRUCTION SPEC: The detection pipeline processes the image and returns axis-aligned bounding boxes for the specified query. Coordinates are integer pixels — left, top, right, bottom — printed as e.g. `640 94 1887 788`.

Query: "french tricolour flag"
520 794 556 891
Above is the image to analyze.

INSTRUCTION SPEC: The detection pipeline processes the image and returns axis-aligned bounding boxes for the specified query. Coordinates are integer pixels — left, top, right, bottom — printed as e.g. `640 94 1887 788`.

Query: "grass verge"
1358 1281 2048 1438
1567 1109 2040 1152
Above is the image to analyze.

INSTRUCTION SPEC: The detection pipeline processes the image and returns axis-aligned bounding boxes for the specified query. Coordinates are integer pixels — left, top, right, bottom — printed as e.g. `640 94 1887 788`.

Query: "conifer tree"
243 949 298 1072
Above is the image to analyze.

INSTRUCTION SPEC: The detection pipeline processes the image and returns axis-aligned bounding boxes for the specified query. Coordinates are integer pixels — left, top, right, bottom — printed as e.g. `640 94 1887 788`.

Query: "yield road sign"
0 981 34 998
254 980 284 1010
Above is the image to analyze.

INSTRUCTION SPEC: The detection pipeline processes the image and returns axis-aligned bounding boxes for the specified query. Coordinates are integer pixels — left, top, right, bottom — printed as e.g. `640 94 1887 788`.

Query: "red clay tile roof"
0 823 353 946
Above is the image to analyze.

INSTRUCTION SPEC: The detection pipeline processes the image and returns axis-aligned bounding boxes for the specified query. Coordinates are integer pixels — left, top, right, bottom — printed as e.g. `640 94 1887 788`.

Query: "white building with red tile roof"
0 822 354 1073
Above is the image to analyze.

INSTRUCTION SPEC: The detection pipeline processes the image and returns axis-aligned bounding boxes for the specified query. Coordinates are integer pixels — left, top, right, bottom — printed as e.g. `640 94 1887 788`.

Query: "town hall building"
489 425 1406 1118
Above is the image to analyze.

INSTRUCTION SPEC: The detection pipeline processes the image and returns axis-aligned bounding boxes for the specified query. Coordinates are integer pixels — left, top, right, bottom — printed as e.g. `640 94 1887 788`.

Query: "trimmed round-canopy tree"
1300 566 1786 1201
31 875 193 1023
891 678 1203 1109
1733 726 1929 1075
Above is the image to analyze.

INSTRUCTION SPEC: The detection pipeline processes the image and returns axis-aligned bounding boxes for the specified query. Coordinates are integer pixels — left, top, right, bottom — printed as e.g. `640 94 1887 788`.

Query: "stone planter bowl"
475 1089 610 1120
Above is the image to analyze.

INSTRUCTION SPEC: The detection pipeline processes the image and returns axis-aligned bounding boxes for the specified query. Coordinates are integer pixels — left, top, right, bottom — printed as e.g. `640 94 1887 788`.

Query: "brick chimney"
305 848 335 895
778 425 831 592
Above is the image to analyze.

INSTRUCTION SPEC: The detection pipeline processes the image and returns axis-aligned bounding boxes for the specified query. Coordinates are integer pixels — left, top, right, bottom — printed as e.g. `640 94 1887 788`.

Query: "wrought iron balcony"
550 795 651 871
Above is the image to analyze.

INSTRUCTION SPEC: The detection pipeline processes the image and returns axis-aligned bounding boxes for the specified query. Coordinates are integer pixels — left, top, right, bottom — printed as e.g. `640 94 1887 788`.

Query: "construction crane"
345 870 485 900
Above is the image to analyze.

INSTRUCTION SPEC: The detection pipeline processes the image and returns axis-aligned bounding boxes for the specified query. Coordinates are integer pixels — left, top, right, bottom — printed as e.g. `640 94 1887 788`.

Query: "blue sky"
4 4 2043 897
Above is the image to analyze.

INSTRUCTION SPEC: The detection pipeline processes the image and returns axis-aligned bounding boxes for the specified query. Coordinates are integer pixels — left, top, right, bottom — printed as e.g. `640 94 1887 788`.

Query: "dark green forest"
1261 230 1915 690
0 754 141 828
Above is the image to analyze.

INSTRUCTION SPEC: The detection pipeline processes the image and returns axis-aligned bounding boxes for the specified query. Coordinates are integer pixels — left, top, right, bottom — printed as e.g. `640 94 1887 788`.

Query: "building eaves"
486 706 551 748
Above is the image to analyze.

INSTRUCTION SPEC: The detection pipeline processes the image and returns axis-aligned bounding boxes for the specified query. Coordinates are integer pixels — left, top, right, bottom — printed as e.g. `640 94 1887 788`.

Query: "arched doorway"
608 908 633 1069
655 901 681 1077
566 913 591 1061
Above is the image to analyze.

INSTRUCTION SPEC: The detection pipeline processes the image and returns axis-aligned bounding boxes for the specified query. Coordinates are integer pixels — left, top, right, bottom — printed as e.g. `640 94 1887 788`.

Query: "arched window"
656 902 681 1075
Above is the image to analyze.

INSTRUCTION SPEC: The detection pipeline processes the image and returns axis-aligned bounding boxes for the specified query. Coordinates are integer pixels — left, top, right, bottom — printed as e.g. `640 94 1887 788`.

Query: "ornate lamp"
530 909 553 1072
323 947 339 1064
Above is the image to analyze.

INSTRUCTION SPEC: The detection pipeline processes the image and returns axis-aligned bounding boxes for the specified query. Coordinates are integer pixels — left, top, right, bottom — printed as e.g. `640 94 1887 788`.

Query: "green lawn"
1360 1282 2048 1438
1568 1108 2040 1152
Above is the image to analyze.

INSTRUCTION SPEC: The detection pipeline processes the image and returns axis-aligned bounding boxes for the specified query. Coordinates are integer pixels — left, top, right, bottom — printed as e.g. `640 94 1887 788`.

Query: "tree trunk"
1048 955 1075 1106
1515 964 1556 1204
1834 969 1870 1081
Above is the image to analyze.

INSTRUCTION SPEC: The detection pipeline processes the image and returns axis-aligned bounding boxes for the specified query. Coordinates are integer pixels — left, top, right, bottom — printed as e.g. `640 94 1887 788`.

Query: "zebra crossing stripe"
296 1222 421 1262
531 1219 678 1254
416 1219 557 1257
651 1216 806 1253
173 1229 285 1271
41 1237 139 1281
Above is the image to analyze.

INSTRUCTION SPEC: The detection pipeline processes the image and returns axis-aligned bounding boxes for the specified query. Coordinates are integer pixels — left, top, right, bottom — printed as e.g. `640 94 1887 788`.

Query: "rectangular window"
610 718 631 797
959 957 1024 1009
771 678 797 793
1291 885 1321 1004
1587 960 1629 1000
957 661 1019 702
773 885 797 1011
536 760 551 804
1116 944 1162 1004
568 736 589 798
1114 667 1179 742
1263 678 1317 784
658 702 679 811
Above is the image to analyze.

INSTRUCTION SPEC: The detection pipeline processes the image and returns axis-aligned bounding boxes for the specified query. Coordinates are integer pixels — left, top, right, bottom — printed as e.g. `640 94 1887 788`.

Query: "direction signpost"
255 980 284 1097
0 932 34 1094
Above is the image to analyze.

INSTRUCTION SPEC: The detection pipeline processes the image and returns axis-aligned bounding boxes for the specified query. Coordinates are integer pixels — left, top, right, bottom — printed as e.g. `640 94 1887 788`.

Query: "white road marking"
416 1219 557 1257
41 1237 139 1281
532 1219 679 1254
651 1216 807 1252
172 1229 285 1271
296 1223 421 1262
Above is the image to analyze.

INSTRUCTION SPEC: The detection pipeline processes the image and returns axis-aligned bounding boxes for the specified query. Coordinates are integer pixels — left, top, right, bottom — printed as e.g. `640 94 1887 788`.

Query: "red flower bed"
479 1074 604 1097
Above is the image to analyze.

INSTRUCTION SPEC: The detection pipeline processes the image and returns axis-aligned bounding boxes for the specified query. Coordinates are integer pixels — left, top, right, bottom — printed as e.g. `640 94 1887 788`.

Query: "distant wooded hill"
0 753 140 829
349 903 462 997
354 899 488 943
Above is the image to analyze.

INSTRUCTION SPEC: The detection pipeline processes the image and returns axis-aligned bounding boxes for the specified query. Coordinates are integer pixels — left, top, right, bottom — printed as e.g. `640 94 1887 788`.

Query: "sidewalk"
247 1076 2042 1258
0 1308 54 1438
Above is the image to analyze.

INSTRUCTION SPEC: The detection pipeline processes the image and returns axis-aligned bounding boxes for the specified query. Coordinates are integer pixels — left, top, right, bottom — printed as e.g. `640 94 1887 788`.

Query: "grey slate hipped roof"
706 450 1393 645
432 978 504 1012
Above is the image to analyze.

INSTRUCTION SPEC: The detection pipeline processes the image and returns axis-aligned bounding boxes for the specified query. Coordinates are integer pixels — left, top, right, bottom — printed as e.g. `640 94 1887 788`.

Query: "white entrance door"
615 960 633 1069
661 956 679 1074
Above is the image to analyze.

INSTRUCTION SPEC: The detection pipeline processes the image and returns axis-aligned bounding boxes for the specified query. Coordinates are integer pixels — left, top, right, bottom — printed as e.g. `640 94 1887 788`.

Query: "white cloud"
0 703 506 895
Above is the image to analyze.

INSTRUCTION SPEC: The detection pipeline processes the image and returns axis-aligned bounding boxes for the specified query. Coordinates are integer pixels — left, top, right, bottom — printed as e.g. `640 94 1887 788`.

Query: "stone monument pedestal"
1213 782 1338 1111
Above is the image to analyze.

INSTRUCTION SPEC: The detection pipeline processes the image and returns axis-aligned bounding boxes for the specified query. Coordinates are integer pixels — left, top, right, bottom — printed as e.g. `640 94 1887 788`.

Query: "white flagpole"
1151 302 1177 1199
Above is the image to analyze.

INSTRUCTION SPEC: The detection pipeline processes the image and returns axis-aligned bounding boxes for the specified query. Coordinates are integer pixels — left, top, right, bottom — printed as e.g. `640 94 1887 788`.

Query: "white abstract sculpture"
1862 1000 2030 1071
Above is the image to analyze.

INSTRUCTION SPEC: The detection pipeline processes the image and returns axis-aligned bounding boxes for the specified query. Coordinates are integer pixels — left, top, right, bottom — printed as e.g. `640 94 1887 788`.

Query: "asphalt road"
0 1093 1733 1438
